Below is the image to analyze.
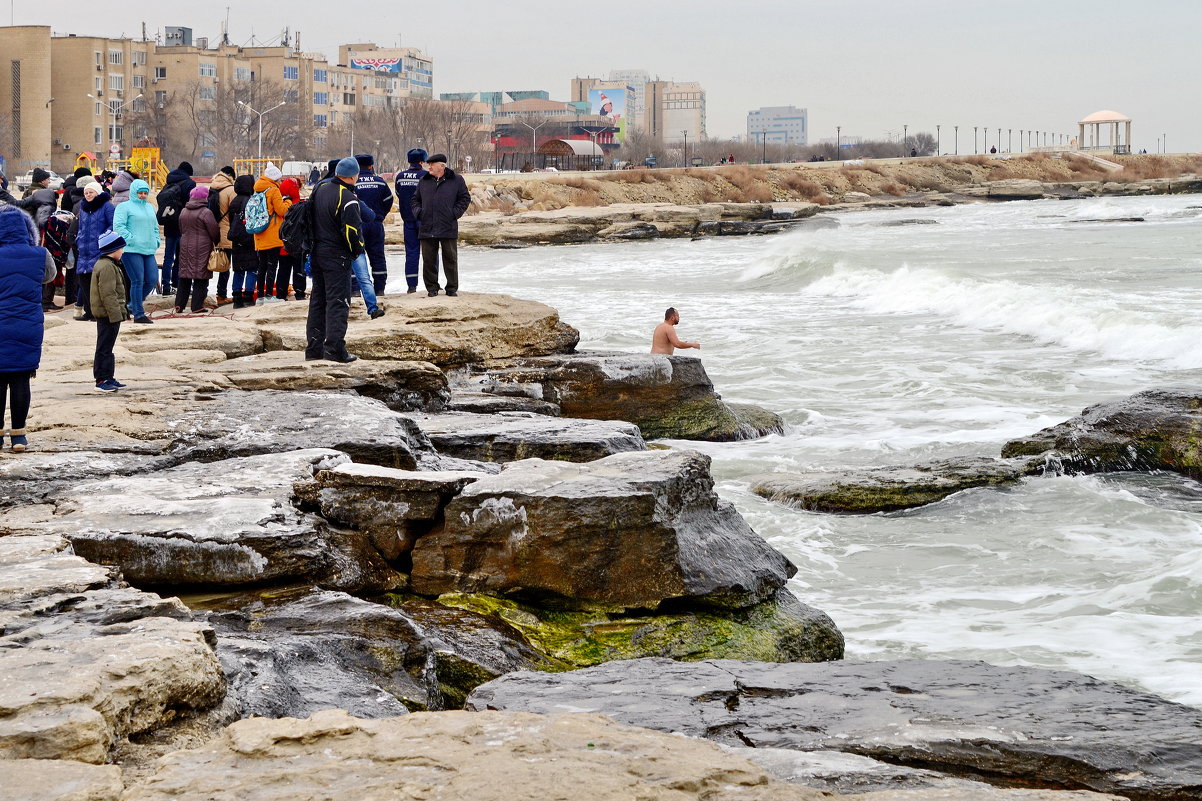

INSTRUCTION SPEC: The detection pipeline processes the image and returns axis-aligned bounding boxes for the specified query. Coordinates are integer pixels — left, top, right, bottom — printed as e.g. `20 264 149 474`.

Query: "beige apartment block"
0 25 53 175
645 80 705 143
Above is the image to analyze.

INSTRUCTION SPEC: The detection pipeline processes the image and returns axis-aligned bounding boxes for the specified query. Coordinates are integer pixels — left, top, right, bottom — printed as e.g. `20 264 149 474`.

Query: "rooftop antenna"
221 8 230 45
282 26 290 48
141 22 147 42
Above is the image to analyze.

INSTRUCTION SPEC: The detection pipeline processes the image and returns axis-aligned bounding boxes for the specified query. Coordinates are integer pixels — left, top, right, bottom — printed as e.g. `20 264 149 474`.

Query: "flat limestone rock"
411 449 795 610
750 456 1037 514
252 292 580 366
468 657 1202 800
465 351 784 441
0 452 175 509
0 759 123 801
124 709 828 801
404 410 646 463
447 390 561 416
203 351 449 412
166 390 435 469
1002 387 1202 479
200 585 545 717
26 450 400 592
0 536 225 764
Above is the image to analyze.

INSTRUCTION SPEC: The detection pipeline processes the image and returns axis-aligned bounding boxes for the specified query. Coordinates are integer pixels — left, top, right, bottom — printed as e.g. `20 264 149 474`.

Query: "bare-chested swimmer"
650 307 701 354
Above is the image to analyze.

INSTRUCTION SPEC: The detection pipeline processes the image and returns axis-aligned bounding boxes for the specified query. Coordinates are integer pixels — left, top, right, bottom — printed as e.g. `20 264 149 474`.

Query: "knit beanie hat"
407 148 428 164
98 230 126 255
264 162 283 182
31 167 50 184
335 156 360 178
178 161 194 176
83 181 105 197
190 185 210 200
73 166 93 178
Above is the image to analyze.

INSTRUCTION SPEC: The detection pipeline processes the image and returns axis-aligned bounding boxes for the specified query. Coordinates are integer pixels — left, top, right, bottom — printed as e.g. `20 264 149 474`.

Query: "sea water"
388 195 1202 705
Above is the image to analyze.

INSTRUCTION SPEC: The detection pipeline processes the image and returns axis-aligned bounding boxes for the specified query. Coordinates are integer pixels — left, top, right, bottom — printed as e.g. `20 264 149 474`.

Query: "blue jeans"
232 270 257 293
162 236 180 288
122 252 158 318
351 253 378 313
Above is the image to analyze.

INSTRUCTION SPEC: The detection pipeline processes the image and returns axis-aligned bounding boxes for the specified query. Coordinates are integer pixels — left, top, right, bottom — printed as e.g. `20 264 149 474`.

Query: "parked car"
15 169 64 192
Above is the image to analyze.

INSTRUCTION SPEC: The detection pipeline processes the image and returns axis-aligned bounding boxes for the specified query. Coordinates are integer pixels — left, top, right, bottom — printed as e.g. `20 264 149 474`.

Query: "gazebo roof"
537 139 603 156
1079 109 1131 124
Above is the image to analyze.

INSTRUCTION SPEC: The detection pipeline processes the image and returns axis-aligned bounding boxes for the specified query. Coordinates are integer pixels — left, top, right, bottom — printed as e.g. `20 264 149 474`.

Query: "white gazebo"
1077 110 1131 155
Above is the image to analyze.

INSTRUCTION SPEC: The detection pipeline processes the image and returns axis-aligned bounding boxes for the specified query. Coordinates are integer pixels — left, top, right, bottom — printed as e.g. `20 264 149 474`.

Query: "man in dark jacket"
393 148 427 294
155 161 195 293
60 167 92 211
0 168 57 232
411 154 470 297
305 156 364 363
353 154 393 295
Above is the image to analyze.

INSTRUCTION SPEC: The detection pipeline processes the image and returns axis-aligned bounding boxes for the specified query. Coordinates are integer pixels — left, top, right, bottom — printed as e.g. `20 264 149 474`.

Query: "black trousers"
0 370 32 430
65 267 78 307
174 278 209 312
256 247 281 297
305 252 353 360
279 252 307 298
421 238 458 293
216 266 230 298
94 319 120 382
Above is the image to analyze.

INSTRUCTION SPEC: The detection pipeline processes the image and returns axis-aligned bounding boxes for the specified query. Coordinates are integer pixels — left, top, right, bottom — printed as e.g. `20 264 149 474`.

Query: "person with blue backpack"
354 154 393 295
393 148 427 294
0 204 56 452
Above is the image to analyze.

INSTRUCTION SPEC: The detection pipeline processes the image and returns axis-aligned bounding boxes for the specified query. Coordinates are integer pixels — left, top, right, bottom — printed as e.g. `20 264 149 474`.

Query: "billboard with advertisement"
589 87 628 143
349 56 403 73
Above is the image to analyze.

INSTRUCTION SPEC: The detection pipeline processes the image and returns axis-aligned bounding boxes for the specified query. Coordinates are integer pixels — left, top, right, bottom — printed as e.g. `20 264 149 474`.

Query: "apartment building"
0 24 435 174
747 105 808 146
645 81 705 144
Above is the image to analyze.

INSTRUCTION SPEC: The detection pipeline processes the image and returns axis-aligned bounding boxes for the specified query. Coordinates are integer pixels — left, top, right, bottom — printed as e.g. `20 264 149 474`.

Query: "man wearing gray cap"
411 153 470 297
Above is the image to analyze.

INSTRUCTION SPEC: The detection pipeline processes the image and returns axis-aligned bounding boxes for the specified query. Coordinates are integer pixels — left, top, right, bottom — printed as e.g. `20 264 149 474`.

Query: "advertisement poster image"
588 88 627 143
350 57 403 74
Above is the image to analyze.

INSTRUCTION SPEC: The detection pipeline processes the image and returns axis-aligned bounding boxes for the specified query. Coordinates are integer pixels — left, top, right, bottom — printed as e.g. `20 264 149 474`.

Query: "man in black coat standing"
305 156 364 363
411 153 470 297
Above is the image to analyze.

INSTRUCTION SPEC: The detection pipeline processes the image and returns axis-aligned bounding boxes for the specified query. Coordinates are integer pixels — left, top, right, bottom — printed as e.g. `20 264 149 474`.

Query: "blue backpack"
244 190 271 234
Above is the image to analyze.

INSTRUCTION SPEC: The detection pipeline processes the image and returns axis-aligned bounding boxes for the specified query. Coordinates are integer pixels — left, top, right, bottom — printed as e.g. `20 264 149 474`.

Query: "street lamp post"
836 125 841 159
237 99 286 160
517 120 548 166
903 124 908 156
954 125 958 155
974 126 978 154
936 124 940 155
682 130 688 167
760 131 766 164
87 92 142 157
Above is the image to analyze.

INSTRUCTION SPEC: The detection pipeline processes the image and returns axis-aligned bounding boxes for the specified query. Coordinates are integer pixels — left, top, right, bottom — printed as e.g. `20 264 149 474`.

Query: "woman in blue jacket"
73 181 115 321
113 179 160 323
0 204 55 452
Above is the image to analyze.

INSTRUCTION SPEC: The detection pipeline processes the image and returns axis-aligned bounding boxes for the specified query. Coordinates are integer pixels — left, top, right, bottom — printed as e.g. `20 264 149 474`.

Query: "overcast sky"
27 0 1202 152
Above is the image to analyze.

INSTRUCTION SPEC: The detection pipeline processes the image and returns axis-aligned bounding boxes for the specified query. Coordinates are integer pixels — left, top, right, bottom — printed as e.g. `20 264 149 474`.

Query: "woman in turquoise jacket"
112 179 160 324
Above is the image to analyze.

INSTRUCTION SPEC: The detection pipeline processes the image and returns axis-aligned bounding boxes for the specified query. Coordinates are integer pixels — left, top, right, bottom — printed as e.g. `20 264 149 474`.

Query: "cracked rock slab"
404 409 646 463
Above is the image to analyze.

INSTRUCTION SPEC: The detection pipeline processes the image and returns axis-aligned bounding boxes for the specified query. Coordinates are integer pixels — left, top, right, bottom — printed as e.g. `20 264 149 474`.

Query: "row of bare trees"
612 130 941 167
122 81 491 174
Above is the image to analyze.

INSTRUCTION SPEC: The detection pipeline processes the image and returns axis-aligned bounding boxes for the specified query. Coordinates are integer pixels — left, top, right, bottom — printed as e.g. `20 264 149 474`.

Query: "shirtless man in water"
651 307 701 354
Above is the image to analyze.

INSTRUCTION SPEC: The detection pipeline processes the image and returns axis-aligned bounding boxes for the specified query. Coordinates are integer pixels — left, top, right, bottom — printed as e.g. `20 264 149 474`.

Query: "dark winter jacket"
355 168 394 223
311 178 364 260
178 197 218 280
61 170 91 211
2 186 58 232
228 175 257 271
157 168 196 236
412 168 470 239
74 192 116 275
0 205 55 372
90 254 130 324
394 164 427 224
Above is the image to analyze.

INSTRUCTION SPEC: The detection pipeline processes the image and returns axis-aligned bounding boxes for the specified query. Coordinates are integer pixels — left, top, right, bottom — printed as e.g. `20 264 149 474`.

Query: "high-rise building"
645 81 705 143
607 69 648 130
747 106 808 145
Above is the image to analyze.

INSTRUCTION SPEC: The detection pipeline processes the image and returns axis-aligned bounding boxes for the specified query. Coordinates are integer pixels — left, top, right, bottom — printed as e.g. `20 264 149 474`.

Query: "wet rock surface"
124 709 831 801
197 586 545 717
469 657 1202 801
0 452 174 510
0 534 225 764
750 457 1037 514
1002 388 1202 479
23 450 402 593
404 409 646 463
411 450 795 610
463 351 784 441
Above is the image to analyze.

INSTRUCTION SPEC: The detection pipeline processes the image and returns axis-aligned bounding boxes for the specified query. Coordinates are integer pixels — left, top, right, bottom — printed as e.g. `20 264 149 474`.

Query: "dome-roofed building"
1078 110 1131 155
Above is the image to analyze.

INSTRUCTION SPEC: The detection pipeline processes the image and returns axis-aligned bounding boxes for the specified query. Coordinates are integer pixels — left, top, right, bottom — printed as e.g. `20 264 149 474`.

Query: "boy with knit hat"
90 231 131 392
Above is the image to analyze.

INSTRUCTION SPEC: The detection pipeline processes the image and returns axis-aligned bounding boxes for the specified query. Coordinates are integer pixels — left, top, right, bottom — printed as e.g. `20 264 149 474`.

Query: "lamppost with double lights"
237 98 286 160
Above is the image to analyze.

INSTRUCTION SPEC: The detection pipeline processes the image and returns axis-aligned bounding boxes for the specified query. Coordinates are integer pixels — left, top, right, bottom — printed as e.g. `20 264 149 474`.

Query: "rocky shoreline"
2 291 1200 800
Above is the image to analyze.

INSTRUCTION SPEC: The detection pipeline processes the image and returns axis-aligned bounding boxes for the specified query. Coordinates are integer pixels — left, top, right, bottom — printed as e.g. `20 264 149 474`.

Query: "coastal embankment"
377 153 1202 247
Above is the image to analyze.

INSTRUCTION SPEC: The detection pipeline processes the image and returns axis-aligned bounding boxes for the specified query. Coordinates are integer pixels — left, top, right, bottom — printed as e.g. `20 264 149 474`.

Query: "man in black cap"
411 154 470 297
394 148 428 293
0 168 57 231
354 154 393 295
